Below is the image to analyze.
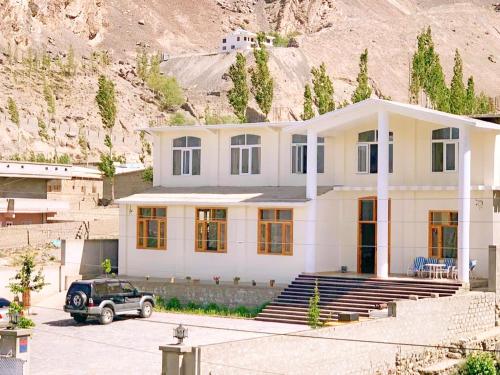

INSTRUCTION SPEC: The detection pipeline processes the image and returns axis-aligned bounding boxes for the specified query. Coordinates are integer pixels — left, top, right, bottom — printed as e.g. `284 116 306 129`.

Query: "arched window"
431 127 459 172
357 130 393 174
172 136 201 176
230 134 261 175
291 135 324 174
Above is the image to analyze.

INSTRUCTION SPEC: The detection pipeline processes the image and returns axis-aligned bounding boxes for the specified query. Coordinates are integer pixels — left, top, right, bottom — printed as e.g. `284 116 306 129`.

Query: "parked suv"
64 279 154 324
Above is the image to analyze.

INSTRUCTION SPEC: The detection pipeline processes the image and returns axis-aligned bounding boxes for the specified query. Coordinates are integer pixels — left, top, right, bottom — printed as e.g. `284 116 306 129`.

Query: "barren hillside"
0 0 498 161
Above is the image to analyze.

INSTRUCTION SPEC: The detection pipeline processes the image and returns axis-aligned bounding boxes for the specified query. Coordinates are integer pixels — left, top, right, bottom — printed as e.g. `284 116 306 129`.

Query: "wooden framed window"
195 208 227 253
428 211 458 258
137 207 167 250
258 209 293 255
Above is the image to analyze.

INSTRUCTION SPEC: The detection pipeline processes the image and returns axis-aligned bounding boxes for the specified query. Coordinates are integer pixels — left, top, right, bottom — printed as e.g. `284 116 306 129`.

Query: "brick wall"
198 292 495 375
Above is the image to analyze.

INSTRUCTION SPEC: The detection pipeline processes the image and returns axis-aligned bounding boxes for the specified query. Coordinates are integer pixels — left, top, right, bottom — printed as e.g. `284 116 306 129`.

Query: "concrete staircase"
256 274 462 325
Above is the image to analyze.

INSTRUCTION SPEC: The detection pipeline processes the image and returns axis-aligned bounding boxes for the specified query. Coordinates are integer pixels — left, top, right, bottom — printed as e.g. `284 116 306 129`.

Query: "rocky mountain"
0 0 498 162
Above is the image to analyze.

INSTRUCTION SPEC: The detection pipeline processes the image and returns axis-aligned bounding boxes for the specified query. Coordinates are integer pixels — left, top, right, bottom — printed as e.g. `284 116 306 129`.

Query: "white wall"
119 203 308 283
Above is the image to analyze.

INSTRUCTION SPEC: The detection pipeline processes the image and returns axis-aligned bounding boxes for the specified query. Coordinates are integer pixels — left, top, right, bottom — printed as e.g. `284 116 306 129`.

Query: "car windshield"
0 298 10 308
68 283 91 296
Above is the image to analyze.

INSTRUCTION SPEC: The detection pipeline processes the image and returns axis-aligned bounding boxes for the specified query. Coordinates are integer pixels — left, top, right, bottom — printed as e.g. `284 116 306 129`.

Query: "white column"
305 129 318 272
458 126 471 283
377 111 389 278
306 129 317 200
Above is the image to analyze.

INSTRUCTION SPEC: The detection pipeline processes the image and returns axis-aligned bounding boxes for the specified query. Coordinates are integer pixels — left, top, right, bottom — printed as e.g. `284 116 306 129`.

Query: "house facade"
220 29 274 53
118 99 500 283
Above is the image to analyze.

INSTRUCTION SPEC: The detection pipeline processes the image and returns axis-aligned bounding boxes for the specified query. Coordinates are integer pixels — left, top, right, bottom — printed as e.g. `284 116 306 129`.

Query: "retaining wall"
199 292 495 375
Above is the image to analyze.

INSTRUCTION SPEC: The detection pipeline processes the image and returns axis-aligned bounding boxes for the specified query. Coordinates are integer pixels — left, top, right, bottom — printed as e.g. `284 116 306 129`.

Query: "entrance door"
358 197 391 274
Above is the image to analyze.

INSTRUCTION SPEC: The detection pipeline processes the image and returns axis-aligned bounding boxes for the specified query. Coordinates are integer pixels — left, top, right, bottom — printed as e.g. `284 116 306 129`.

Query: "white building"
220 29 274 53
117 99 500 284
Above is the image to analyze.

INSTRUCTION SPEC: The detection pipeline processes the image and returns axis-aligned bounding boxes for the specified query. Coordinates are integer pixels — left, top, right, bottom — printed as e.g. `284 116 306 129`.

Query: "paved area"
30 294 306 375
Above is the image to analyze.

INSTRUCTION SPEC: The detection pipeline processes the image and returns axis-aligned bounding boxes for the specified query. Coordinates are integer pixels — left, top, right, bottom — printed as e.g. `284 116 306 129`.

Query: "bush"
166 297 182 309
460 353 496 375
269 31 300 47
147 74 184 111
18 316 35 329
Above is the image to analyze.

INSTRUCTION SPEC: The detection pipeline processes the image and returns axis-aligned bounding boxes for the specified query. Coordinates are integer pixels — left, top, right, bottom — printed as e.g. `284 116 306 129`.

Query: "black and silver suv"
64 279 154 324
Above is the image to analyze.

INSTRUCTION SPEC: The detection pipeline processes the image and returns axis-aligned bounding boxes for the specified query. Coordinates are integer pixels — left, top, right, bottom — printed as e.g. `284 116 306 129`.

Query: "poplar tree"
96 75 118 200
43 80 57 159
227 52 249 122
351 48 372 103
251 37 274 120
8 97 21 152
449 49 466 114
301 84 314 120
464 76 476 115
136 47 149 81
476 93 493 114
311 63 335 115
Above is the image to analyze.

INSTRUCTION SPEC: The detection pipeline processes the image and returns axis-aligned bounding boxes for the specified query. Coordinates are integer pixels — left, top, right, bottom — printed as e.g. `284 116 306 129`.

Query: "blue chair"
407 256 427 277
422 257 439 278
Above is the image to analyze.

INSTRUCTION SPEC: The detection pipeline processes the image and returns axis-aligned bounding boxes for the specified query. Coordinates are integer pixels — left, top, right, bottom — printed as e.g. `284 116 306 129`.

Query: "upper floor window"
432 127 459 172
357 130 393 174
231 134 261 175
237 36 240 41
291 135 324 174
173 136 201 176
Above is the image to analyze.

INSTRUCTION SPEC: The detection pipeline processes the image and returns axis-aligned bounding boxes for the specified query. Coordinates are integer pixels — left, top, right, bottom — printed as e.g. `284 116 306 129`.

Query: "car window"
0 298 10 308
68 283 91 296
106 282 122 294
121 282 135 293
94 283 108 296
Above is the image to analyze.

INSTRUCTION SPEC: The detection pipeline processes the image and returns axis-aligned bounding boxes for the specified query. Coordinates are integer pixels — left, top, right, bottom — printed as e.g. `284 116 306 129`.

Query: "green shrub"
460 353 496 375
18 316 35 329
166 297 182 309
308 279 321 328
186 301 199 310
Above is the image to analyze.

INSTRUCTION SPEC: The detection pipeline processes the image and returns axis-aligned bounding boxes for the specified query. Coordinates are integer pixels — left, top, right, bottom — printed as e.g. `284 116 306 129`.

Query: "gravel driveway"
29 302 305 375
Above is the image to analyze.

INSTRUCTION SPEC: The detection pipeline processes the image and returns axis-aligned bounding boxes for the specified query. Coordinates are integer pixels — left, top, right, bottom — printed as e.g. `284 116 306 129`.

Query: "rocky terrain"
0 0 498 162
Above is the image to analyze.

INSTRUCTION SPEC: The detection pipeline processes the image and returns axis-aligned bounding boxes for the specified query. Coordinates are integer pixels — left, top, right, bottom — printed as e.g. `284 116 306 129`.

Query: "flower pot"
252 280 257 286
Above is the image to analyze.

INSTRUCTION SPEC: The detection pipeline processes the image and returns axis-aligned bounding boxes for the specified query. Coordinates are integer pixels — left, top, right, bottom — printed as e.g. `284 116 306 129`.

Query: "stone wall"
123 278 284 308
198 292 495 375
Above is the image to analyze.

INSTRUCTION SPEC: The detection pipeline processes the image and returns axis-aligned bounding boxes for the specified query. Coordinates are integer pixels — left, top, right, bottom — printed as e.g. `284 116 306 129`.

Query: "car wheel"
98 307 114 325
72 314 88 323
139 301 153 318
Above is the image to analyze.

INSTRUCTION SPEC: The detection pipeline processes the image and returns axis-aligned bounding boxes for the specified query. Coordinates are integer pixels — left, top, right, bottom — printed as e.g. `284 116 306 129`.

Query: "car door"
120 282 141 310
105 281 125 312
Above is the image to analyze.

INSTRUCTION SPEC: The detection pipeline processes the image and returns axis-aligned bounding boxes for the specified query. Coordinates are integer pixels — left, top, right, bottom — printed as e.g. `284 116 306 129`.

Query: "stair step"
298 274 462 288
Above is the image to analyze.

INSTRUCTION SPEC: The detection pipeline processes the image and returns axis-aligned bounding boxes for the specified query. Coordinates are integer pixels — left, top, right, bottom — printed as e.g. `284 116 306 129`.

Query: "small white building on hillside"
117 99 500 284
220 29 274 52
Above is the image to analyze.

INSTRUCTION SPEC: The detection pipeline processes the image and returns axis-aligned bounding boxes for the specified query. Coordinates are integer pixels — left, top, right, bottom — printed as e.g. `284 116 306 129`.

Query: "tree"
37 117 49 141
311 63 335 114
9 252 47 310
351 48 372 103
8 97 21 152
96 75 117 200
301 84 314 120
136 47 149 81
139 130 151 164
476 93 493 114
464 76 476 115
251 41 274 119
43 81 56 116
449 49 466 114
227 52 249 122
142 166 153 182
64 45 77 76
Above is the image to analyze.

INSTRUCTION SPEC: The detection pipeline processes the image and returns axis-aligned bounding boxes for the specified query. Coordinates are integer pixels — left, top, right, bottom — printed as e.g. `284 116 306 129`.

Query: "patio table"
425 263 446 279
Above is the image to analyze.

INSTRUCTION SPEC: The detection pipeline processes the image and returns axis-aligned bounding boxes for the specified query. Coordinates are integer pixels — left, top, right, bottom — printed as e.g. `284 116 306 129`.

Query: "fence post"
159 345 200 375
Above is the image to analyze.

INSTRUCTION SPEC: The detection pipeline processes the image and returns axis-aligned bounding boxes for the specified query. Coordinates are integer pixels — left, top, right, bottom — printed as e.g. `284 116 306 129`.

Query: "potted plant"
145 275 150 281
7 301 35 329
185 276 192 284
101 258 112 277
252 280 257 286
233 276 240 285
269 279 275 287
213 276 220 285
9 252 47 312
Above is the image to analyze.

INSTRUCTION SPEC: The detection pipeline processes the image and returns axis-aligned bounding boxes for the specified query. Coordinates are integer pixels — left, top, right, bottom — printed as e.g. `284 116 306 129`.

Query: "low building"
0 161 103 221
220 29 274 52
103 164 152 201
0 197 69 226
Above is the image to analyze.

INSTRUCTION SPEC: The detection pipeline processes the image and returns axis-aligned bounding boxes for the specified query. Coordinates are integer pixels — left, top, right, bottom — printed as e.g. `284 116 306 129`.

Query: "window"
258 209 293 255
173 136 201 176
195 208 227 252
357 130 393 174
222 46 226 51
432 127 459 172
237 36 240 41
230 134 261 175
107 281 122 294
231 45 235 49
137 207 167 250
291 134 325 174
120 282 135 293
429 211 458 258
94 282 108 296
222 38 226 43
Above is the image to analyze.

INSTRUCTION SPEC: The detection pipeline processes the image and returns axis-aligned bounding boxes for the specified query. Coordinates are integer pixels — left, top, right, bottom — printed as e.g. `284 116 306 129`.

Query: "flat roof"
117 186 333 206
